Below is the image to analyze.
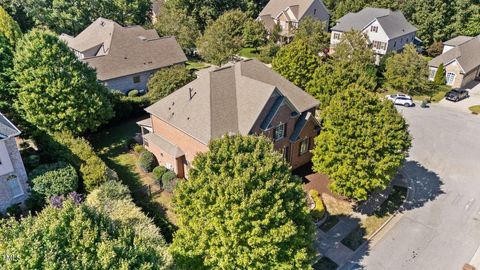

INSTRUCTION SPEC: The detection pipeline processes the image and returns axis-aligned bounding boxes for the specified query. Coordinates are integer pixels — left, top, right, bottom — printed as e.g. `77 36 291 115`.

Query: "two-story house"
60 17 187 94
258 0 330 43
330 8 417 59
138 59 321 178
428 35 480 88
0 113 29 212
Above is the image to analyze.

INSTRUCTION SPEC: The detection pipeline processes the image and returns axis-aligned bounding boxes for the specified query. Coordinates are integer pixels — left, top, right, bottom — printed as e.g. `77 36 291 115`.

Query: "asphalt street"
345 103 480 270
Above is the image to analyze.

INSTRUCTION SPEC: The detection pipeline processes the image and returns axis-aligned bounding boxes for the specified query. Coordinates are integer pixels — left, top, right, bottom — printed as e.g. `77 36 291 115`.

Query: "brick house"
60 17 187 94
428 35 480 88
138 59 320 178
0 113 29 212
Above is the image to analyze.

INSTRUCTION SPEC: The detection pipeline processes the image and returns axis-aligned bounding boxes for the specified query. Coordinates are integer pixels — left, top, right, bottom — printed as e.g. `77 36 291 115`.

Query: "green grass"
313 256 338 270
186 60 209 71
469 105 480 114
89 118 177 242
430 85 450 103
239 47 262 59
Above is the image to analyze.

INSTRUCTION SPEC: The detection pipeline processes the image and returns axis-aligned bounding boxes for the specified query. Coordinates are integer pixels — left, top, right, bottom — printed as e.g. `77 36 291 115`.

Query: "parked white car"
386 94 414 107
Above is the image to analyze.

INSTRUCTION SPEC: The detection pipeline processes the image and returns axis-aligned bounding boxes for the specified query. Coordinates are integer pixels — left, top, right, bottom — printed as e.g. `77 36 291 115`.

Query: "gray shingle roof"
429 36 480 74
60 18 187 81
146 59 319 144
0 113 20 139
260 0 318 20
443 36 474 47
332 7 416 39
143 133 184 158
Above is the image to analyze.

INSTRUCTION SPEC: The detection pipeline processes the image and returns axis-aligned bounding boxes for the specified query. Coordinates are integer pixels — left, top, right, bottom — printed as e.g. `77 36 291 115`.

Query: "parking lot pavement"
438 81 480 113
351 104 480 270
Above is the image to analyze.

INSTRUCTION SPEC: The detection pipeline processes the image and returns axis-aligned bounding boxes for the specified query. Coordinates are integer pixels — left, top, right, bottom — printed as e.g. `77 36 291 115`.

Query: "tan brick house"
138 59 320 178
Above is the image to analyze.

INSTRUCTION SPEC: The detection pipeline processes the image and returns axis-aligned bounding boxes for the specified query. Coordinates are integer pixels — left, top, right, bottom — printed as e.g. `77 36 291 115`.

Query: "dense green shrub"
127 89 139 97
308 190 325 220
153 166 168 182
138 151 157 172
109 90 150 123
161 171 177 192
134 144 146 154
30 162 78 200
32 131 115 191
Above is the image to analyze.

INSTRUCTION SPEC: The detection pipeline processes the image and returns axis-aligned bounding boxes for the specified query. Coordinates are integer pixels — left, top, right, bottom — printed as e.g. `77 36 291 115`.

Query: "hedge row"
33 131 117 191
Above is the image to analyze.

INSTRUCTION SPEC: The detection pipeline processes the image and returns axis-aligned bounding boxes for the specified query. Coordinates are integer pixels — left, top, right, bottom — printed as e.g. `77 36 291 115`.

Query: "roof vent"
138 36 147 41
100 21 105 27
189 88 197 100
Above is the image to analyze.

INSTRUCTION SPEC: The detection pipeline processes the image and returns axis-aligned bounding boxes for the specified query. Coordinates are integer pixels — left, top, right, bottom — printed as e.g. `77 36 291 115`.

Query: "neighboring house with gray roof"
330 7 417 57
139 59 320 177
60 17 187 94
0 113 29 213
428 35 480 88
258 0 329 43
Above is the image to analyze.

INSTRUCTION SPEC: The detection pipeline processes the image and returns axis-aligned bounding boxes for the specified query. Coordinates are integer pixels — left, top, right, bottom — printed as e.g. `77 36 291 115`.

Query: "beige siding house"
330 8 417 57
258 0 330 43
428 35 480 88
138 59 321 178
60 18 187 94
0 113 28 212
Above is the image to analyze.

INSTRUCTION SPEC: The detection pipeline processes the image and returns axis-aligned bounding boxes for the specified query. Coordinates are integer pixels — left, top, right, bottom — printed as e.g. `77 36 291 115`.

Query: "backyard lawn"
186 60 210 71
239 47 262 59
89 118 177 241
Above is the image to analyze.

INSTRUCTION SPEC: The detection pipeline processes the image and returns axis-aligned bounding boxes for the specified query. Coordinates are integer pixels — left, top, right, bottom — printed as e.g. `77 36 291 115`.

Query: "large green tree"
196 10 249 65
384 44 430 95
147 65 196 103
0 199 172 269
293 16 330 54
13 29 113 135
0 5 22 46
0 34 14 112
272 39 320 90
312 87 411 201
306 31 377 108
154 2 201 54
242 19 267 50
171 135 315 269
19 0 150 35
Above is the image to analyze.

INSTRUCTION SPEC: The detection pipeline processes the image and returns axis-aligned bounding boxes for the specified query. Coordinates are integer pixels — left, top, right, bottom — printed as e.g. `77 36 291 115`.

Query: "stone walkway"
315 178 402 267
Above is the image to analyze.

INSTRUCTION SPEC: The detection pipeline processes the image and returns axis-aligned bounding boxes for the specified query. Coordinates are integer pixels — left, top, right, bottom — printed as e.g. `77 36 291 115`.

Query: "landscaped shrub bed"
138 151 157 172
152 166 168 182
162 171 177 192
30 161 78 200
309 189 326 220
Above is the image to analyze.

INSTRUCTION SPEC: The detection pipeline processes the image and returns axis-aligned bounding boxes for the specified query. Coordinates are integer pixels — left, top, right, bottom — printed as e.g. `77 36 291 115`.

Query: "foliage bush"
134 144 146 154
109 90 150 123
138 151 157 172
30 162 78 200
153 166 168 182
32 131 115 191
258 41 280 64
147 65 195 103
127 89 139 97
434 63 445 85
161 171 177 192
308 189 325 220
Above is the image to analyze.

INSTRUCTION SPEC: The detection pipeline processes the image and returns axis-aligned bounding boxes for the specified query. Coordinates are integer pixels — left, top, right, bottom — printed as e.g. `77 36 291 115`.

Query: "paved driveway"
438 81 480 113
342 104 480 270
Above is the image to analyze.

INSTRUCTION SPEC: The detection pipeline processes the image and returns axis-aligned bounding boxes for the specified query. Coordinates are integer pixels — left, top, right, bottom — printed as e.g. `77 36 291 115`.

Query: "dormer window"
370 26 378 32
273 123 286 141
314 9 317 15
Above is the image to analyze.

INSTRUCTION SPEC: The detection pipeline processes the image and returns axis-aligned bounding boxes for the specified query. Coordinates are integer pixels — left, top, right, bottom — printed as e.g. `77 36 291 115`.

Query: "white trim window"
370 26 378 32
429 68 437 80
333 33 341 40
446 72 456 85
299 138 309 155
6 175 24 198
273 123 286 141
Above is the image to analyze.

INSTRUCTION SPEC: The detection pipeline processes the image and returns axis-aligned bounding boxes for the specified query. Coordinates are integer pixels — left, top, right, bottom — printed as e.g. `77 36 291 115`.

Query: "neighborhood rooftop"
443 35 475 47
429 35 480 73
146 59 319 144
259 0 325 20
332 7 417 39
60 17 187 81
0 113 20 139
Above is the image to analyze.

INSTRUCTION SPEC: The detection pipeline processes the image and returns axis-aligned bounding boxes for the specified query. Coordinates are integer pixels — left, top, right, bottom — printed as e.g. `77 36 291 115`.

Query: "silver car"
386 94 414 107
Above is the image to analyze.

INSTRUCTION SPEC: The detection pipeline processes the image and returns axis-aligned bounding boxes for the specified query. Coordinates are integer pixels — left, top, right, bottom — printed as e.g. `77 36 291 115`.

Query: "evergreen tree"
434 63 445 85
13 29 113 135
171 135 316 269
312 86 411 201
0 5 22 46
242 19 267 51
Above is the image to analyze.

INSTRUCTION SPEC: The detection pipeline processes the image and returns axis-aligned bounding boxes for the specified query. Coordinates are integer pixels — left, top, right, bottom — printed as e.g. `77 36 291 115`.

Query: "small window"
333 33 341 40
299 138 309 155
6 175 23 198
133 76 140 83
446 72 456 85
394 41 397 47
370 26 378 32
429 69 437 80
314 9 317 15
273 123 286 141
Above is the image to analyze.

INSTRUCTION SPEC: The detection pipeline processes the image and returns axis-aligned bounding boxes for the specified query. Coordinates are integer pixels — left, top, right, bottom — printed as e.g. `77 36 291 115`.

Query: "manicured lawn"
469 105 480 114
239 47 262 59
313 256 338 270
186 60 210 71
380 85 450 103
89 118 177 241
